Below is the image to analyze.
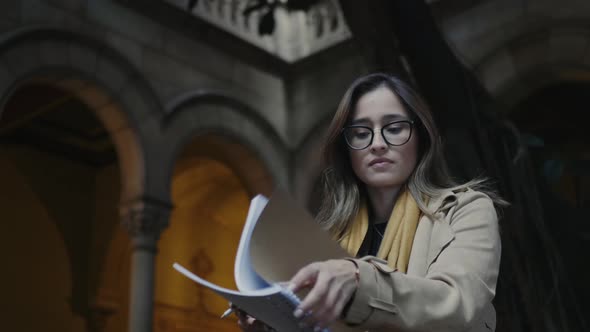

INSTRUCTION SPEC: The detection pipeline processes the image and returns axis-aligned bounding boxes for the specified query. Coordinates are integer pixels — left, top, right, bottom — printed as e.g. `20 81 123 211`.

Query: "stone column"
121 197 172 332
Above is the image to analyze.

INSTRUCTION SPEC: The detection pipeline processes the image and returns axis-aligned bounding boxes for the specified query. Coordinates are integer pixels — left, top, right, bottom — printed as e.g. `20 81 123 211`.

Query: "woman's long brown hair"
316 73 504 239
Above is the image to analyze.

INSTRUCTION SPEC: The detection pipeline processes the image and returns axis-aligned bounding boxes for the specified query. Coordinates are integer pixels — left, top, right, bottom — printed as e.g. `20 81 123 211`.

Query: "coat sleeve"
341 192 501 332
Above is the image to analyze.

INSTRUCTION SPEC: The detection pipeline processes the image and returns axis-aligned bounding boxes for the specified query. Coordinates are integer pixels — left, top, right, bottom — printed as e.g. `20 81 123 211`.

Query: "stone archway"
152 92 286 330
0 81 124 332
160 133 276 329
0 27 165 332
177 134 275 197
160 90 289 194
473 24 590 104
0 27 166 200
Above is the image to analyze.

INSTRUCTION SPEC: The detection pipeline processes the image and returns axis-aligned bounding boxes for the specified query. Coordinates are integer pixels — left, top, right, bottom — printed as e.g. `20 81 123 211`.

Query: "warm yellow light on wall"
155 157 252 330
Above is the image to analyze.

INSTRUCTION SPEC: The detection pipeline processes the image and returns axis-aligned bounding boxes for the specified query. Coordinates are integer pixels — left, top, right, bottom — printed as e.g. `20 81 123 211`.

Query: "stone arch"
160 90 289 196
491 64 590 112
474 24 590 107
0 26 164 202
151 91 288 330
0 26 165 329
176 134 275 197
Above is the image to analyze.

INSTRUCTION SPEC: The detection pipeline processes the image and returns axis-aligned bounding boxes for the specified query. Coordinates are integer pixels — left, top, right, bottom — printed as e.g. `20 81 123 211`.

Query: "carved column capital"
120 197 172 249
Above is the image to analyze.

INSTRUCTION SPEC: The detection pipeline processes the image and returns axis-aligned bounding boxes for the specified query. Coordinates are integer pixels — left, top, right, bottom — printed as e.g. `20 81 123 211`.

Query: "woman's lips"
369 158 394 167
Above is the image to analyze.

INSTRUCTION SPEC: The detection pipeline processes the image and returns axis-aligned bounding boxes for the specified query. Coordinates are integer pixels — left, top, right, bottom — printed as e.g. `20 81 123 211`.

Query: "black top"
356 222 387 257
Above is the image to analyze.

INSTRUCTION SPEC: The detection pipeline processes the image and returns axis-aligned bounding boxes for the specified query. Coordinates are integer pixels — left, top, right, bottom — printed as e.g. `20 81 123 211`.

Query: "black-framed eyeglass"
342 120 415 150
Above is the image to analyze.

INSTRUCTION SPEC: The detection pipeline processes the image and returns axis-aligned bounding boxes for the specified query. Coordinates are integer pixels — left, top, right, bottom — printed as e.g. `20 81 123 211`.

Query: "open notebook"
173 190 357 332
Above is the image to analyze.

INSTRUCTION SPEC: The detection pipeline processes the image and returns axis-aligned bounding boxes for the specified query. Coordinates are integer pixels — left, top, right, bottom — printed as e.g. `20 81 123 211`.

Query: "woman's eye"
385 126 403 134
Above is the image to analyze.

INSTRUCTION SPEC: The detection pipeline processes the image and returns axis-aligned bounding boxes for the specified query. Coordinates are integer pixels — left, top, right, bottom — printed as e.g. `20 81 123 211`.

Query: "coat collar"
427 187 469 216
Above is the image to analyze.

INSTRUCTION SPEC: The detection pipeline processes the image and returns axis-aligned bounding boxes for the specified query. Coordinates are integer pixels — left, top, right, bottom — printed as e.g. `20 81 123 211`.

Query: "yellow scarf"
338 189 421 273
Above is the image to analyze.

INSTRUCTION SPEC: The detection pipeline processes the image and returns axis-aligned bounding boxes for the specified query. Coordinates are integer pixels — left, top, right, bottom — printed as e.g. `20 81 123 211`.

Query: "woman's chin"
363 176 403 190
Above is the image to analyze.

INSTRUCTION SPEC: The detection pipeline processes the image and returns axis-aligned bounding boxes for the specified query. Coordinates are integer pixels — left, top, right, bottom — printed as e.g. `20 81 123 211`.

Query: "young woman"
239 73 503 332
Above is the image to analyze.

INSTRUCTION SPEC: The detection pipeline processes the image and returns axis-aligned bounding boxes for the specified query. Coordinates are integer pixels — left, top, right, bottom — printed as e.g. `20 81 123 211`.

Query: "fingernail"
288 283 296 291
293 308 303 318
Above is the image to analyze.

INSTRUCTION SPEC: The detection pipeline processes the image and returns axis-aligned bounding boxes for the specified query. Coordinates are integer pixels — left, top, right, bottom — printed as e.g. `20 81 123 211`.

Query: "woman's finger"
289 262 319 293
295 265 332 323
318 278 357 328
312 277 344 326
291 259 359 329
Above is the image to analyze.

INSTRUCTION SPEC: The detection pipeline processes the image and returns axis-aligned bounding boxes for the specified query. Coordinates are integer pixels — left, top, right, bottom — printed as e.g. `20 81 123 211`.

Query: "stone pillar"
121 197 172 332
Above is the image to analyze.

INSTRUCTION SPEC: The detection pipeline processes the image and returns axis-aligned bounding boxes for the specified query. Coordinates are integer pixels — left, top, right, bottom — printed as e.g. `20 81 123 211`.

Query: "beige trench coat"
342 188 501 332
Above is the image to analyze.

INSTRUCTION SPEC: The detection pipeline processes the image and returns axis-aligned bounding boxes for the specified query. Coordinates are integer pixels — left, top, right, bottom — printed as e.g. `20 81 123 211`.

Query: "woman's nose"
370 132 388 151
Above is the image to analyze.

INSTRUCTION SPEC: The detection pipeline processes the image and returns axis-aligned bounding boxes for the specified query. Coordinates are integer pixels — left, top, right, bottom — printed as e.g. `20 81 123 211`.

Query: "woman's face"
348 86 419 191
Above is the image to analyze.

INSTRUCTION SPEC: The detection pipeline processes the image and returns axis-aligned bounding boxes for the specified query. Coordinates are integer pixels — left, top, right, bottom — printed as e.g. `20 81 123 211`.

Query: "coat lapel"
406 189 463 275
426 190 459 268
426 219 455 268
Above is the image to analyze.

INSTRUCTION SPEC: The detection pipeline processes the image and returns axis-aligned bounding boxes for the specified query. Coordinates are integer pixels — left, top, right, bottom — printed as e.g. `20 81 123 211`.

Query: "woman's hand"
289 259 358 330
235 308 275 332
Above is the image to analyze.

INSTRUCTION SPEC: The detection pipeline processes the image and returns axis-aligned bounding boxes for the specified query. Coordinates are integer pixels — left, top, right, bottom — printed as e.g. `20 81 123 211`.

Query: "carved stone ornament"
120 197 172 239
